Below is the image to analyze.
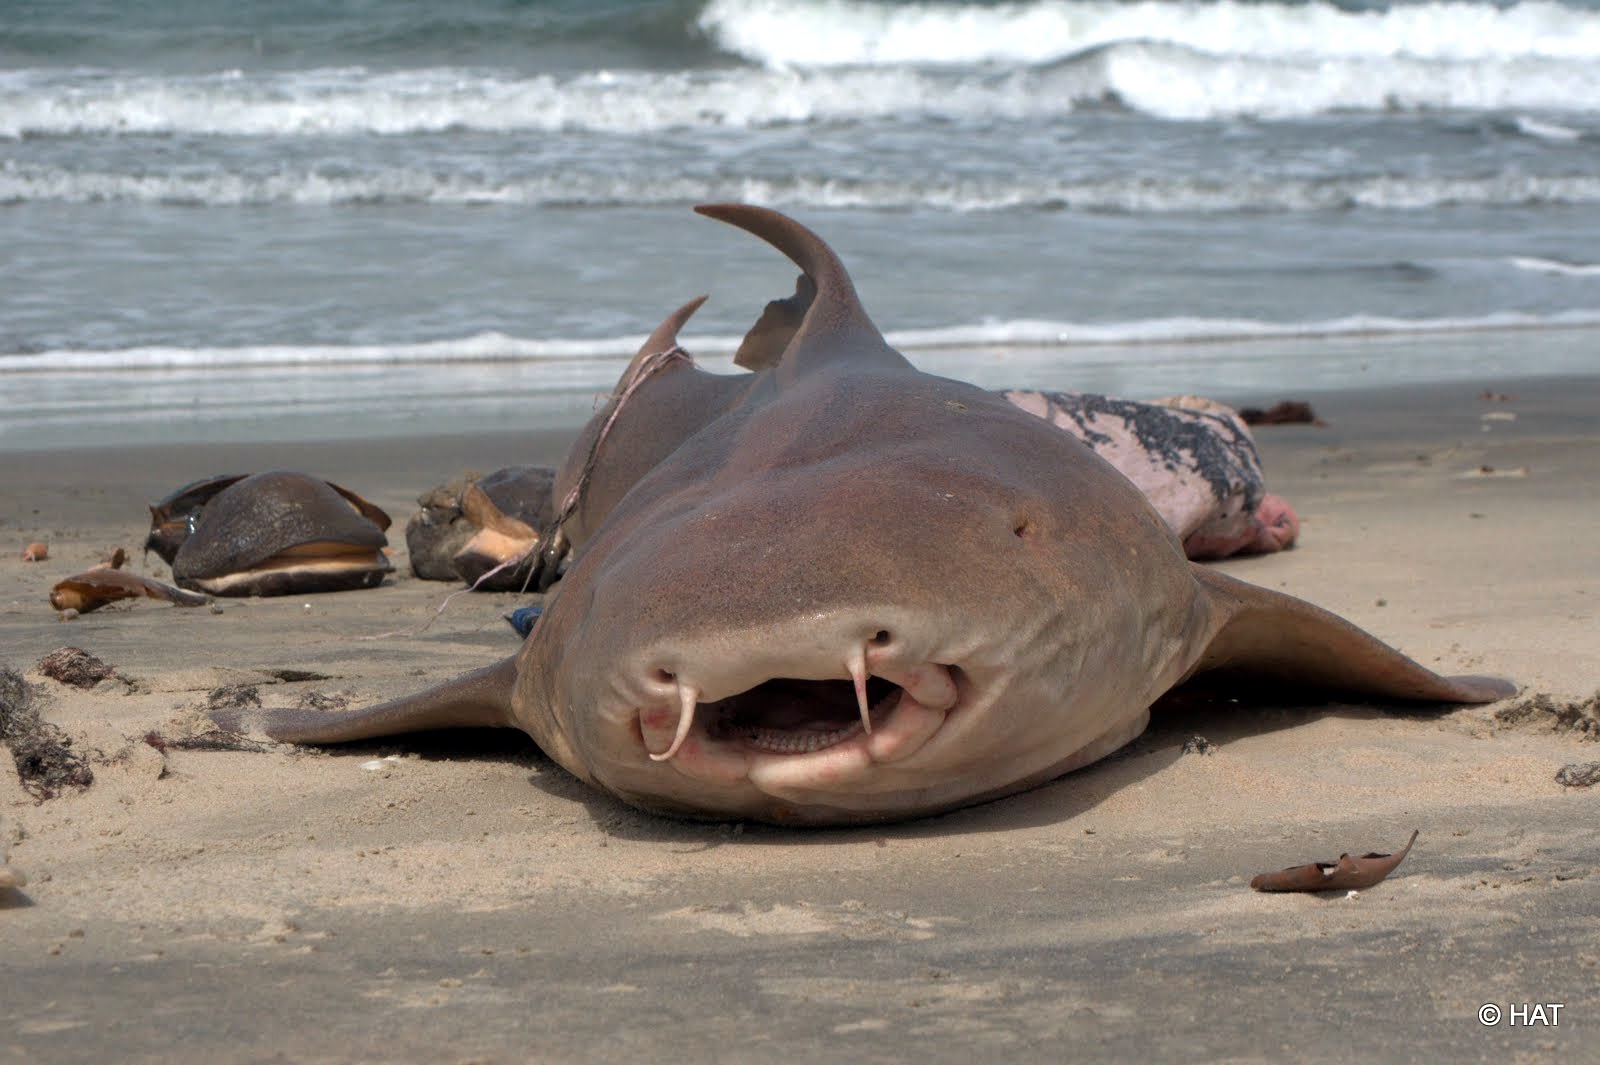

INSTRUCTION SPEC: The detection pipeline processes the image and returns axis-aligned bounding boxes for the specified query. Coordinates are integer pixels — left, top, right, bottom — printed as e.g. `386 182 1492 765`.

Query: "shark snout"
626 619 966 796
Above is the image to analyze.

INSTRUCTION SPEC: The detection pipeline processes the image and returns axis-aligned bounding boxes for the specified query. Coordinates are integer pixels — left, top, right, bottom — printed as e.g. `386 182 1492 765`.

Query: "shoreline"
5 371 1597 539
6 324 1600 454
2 370 1597 1062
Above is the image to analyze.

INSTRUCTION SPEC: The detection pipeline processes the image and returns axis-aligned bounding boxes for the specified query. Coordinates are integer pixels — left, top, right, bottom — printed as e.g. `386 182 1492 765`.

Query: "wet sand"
2 374 1597 1064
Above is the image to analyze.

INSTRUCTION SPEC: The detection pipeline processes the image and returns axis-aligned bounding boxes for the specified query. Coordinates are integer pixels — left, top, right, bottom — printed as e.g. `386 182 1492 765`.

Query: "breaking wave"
5 36 1600 139
700 0 1600 67
1510 256 1600 277
7 163 1600 213
9 309 1600 373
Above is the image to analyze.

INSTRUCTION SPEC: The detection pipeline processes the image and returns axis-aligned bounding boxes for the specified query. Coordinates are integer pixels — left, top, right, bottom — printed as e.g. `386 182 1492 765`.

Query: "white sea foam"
0 331 664 373
1510 256 1600 277
9 310 1600 375
888 310 1600 348
1094 44 1599 121
701 0 1600 67
7 163 1600 213
0 65 1103 137
1512 115 1584 142
3 37 1599 139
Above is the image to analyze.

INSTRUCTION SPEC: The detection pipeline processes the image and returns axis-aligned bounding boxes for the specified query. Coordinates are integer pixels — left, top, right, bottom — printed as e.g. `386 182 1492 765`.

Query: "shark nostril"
653 668 676 684
870 630 891 647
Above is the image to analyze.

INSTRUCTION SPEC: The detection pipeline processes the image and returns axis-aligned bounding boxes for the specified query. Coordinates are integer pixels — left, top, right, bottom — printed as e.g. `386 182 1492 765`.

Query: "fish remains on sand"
405 466 555 590
214 205 1512 825
147 472 393 597
50 549 207 615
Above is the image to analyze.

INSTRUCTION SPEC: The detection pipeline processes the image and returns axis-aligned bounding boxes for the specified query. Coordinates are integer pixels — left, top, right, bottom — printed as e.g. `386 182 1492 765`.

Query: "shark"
212 204 1512 825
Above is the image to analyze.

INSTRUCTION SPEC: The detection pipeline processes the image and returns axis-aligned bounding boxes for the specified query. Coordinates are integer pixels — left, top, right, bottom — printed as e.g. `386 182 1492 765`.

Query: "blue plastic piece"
505 604 543 638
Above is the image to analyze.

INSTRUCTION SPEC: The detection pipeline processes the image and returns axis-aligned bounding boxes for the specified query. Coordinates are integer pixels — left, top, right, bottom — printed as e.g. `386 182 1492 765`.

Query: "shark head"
522 206 1208 823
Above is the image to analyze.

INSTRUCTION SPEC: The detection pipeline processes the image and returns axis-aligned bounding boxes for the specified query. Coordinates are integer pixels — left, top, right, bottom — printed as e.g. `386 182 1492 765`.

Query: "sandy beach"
2 372 1597 1063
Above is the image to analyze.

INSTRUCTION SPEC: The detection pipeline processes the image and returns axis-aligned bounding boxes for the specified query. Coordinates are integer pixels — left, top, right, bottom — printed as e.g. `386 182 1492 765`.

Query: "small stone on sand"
1555 762 1600 788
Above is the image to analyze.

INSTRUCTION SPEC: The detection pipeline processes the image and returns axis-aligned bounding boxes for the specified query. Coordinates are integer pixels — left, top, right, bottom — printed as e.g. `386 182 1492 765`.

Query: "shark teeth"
847 642 872 734
646 669 932 762
648 679 699 762
743 723 862 754
740 685 902 756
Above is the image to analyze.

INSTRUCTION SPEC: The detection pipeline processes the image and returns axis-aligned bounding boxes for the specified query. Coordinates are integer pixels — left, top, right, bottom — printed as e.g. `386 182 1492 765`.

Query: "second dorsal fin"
734 273 814 370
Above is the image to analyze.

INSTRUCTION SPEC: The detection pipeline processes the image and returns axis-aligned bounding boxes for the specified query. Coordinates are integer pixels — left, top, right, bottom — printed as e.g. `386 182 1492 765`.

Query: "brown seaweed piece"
1 666 95 799
1250 830 1419 892
21 542 48 562
1239 400 1324 426
49 553 209 613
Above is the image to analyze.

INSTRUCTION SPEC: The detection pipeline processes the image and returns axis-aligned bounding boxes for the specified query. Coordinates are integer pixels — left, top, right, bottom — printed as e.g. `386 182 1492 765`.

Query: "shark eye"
1012 504 1047 540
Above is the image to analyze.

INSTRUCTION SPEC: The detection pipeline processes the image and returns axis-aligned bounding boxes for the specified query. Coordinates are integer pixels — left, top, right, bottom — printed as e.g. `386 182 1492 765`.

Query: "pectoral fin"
1186 566 1514 704
210 656 519 744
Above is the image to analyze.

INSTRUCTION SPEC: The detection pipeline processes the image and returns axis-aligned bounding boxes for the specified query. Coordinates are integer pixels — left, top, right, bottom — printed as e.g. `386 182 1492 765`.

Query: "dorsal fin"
735 273 814 370
546 295 711 567
694 203 903 377
619 294 707 382
556 295 708 499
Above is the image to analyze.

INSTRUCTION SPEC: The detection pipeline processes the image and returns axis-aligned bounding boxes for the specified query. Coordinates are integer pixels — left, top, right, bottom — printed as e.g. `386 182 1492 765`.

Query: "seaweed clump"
1555 762 1600 788
1495 692 1600 739
37 647 116 689
0 667 95 799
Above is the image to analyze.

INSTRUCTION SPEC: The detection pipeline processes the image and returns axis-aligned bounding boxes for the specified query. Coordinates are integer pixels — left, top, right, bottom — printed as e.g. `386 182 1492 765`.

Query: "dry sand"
2 375 1597 1064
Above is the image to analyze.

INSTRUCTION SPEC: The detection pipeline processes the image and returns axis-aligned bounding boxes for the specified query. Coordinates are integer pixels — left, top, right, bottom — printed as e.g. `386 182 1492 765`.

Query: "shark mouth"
643 656 961 764
703 676 901 754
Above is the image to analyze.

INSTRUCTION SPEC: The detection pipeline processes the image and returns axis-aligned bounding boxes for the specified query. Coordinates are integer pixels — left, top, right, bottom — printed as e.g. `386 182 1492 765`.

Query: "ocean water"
4 0 1599 450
